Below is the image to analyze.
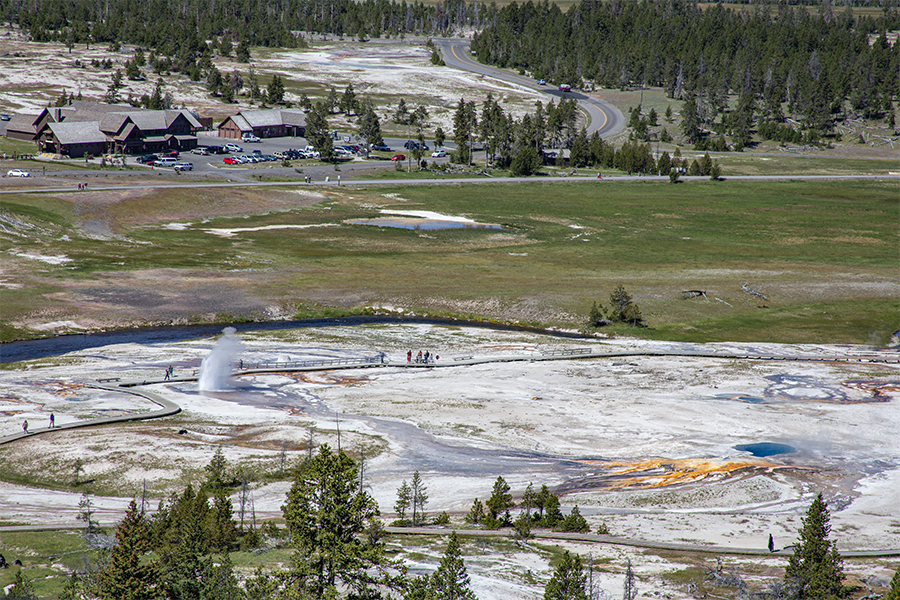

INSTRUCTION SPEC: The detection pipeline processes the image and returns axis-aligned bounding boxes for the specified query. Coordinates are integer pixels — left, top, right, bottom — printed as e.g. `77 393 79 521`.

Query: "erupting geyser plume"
199 327 245 391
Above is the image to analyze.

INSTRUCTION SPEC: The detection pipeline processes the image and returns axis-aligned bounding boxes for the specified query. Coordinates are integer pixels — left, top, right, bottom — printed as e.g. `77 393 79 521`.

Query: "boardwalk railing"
238 356 384 370
540 348 593 357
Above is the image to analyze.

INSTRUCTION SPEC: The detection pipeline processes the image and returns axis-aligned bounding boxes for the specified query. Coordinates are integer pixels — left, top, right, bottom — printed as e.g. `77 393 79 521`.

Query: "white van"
154 157 177 167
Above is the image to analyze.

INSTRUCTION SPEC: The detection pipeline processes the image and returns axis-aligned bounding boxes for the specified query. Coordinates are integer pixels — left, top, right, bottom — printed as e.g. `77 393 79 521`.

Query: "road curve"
434 37 625 138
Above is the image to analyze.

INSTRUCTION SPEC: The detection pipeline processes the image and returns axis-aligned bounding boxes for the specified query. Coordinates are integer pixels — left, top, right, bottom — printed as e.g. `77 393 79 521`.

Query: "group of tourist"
21 413 54 434
407 350 438 364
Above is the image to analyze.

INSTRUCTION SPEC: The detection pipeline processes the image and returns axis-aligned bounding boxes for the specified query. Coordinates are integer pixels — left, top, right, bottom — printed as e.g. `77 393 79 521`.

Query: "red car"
390 154 406 161
223 156 240 165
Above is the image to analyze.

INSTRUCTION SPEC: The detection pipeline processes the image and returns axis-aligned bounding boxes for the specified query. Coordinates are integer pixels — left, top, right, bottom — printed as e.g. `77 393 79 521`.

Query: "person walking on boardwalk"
407 350 412 363
164 366 172 380
22 420 28 434
49 413 55 428
768 534 775 552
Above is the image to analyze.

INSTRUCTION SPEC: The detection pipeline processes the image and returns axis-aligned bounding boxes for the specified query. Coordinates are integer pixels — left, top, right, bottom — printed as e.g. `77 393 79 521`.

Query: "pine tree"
236 39 250 63
699 152 713 176
607 285 643 326
326 86 338 113
282 445 396 598
404 575 430 600
521 483 538 520
206 66 223 96
208 487 237 551
569 128 590 168
96 500 158 600
541 493 564 528
885 564 900 600
484 476 514 528
623 559 637 600
305 102 334 162
148 79 165 110
105 70 124 104
428 531 477 600
267 75 285 105
784 493 850 600
557 506 589 533
199 554 242 600
156 485 209 600
465 498 484 525
510 146 540 176
7 568 37 600
59 570 83 600
340 84 357 115
452 98 477 164
544 551 587 600
411 470 428 526
395 479 411 522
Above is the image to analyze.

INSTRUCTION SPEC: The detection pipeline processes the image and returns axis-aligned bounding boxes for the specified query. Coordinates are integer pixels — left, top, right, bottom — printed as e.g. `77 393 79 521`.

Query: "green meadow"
1 179 897 344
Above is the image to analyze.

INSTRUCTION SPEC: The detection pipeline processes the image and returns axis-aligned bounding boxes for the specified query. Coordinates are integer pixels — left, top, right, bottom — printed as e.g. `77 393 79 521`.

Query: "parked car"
224 143 243 152
241 134 261 143
159 150 179 158
191 147 210 155
207 145 228 154
154 157 178 167
173 162 193 171
403 140 429 151
223 156 240 165
136 154 157 164
1 114 11 121
370 143 391 152
7 169 30 177
431 149 447 158
390 154 406 161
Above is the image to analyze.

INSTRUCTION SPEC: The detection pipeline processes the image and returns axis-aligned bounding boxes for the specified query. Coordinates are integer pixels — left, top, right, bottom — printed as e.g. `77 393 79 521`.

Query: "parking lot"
131 133 454 176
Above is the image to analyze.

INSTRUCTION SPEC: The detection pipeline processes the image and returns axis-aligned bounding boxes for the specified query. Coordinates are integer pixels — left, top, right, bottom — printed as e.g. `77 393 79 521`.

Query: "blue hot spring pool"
734 442 796 457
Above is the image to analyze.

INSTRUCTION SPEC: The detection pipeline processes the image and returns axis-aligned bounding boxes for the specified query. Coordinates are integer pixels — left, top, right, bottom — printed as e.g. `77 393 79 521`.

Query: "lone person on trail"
22 420 28 434
768 534 775 553
49 413 55 428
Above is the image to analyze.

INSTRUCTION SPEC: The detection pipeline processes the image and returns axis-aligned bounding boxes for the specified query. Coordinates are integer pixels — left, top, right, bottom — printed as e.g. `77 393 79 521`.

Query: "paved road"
3 172 899 196
385 527 900 558
0 522 895 557
434 37 625 138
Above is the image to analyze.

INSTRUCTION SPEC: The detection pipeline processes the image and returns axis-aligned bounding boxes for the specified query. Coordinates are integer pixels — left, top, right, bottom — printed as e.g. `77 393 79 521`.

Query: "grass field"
1 179 897 344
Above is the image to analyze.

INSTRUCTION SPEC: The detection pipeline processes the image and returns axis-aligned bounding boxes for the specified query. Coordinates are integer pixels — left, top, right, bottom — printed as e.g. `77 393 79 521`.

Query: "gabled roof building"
217 109 306 139
4 101 203 158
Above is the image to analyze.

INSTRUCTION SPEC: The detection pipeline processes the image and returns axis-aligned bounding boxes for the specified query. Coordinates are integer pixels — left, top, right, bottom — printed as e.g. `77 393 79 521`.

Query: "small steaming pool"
349 217 503 231
734 442 796 457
